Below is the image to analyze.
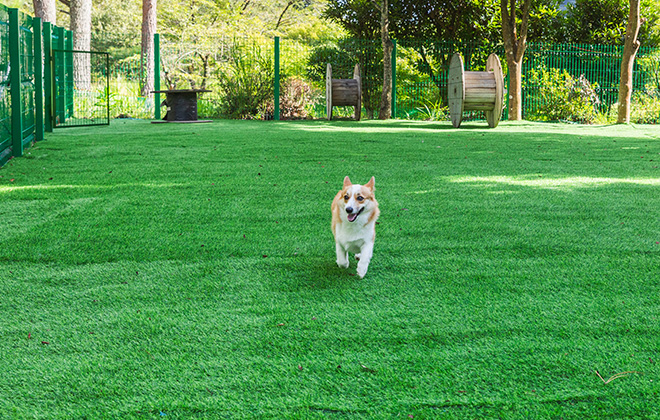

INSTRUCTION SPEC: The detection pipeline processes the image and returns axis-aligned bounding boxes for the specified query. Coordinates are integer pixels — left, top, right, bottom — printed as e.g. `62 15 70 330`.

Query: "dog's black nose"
345 207 353 214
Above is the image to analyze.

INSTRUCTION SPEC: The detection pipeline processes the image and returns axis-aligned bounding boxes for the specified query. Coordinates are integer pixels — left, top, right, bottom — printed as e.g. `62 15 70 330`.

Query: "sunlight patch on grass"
446 175 660 190
282 121 457 134
0 182 186 194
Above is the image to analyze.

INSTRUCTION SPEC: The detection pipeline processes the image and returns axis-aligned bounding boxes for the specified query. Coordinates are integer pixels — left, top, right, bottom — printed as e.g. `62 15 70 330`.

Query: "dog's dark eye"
344 194 349 200
357 196 364 201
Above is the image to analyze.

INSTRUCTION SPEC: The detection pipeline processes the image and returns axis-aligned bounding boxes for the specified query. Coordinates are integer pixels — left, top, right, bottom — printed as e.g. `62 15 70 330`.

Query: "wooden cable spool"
448 53 504 128
326 63 362 121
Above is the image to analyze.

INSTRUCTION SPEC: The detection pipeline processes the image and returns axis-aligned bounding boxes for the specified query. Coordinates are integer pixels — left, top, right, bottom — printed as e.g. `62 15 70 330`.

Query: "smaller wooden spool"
326 63 362 121
448 53 504 128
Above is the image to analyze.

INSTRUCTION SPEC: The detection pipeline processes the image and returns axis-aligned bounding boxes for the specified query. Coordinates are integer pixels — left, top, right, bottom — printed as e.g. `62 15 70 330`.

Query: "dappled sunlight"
0 182 186 194
446 175 660 190
279 120 458 134
273 120 660 140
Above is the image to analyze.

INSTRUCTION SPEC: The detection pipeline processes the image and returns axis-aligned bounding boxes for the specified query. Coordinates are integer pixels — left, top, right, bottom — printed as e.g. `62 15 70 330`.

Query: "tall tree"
33 0 57 23
141 0 157 96
372 0 392 119
71 0 92 89
501 0 531 120
617 0 642 123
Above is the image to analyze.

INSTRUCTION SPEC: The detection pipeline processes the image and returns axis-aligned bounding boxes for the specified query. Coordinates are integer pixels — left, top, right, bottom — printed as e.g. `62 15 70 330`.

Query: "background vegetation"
12 0 660 123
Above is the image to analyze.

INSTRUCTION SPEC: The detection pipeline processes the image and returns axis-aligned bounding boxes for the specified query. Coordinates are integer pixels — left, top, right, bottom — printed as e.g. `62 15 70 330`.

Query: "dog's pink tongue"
347 213 358 222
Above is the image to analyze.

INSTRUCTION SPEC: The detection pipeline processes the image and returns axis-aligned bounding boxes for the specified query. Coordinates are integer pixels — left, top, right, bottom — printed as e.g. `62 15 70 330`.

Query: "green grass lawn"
1 119 659 418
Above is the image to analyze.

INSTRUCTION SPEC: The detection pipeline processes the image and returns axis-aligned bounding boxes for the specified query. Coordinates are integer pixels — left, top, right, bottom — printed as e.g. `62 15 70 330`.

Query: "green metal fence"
523 43 659 122
153 36 659 124
0 5 42 166
52 49 110 127
0 7 11 165
0 5 110 166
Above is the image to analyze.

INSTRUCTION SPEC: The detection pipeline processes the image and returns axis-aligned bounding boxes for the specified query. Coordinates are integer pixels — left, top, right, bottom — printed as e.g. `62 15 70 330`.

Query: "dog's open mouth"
347 207 364 222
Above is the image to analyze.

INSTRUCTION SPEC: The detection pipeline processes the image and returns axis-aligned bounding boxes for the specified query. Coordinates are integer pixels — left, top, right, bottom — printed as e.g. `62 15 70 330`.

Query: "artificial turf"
0 119 659 418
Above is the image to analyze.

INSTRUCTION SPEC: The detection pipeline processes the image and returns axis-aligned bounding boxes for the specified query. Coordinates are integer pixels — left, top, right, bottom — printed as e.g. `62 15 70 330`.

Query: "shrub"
629 88 660 124
410 99 448 121
525 66 601 123
280 78 313 119
215 48 274 119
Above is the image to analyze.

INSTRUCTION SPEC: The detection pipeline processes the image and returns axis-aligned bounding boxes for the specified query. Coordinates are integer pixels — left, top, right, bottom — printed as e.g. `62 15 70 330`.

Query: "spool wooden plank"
448 53 465 128
485 53 504 128
464 90 496 103
464 72 496 86
332 79 360 105
325 63 362 121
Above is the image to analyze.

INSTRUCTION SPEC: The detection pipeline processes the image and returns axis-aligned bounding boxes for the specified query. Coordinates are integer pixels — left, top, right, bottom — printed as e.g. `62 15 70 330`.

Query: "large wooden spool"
326 63 362 121
448 53 504 128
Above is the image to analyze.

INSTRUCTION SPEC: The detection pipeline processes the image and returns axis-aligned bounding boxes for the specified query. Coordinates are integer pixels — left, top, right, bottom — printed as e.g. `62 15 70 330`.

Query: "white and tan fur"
331 176 380 278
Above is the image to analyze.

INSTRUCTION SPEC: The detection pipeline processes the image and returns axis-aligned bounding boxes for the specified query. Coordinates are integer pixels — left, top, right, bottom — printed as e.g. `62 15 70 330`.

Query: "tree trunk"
141 0 157 97
33 0 57 23
377 0 392 120
70 0 92 90
505 57 523 120
500 0 531 121
617 0 641 124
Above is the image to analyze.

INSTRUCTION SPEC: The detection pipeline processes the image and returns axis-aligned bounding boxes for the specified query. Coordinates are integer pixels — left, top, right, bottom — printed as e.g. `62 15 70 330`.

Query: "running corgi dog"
331 176 380 278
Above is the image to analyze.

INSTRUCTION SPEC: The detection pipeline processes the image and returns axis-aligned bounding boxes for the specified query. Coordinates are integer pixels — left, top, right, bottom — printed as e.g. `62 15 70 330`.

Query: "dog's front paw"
356 265 368 278
336 259 350 269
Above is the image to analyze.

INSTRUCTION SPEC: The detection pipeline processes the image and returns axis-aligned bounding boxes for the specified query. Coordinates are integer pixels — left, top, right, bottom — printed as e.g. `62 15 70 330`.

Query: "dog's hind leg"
336 243 350 268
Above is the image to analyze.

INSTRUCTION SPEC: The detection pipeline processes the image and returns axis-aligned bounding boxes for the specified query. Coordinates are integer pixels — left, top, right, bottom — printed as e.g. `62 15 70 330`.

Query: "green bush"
629 89 660 124
215 48 274 119
525 66 601 123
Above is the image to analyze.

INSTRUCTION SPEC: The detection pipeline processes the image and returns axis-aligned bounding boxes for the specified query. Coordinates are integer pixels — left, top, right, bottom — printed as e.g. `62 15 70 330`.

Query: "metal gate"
51 49 109 128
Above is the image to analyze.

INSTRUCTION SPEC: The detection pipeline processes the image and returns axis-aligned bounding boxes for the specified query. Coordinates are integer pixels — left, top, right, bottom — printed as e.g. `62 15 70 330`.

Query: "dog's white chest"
335 222 373 253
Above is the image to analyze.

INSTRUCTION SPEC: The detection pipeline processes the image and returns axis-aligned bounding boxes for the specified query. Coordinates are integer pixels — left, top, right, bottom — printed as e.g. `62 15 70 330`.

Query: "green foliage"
215 46 274 119
638 50 660 94
410 99 449 121
628 91 660 124
525 66 601 123
559 0 660 46
91 0 141 62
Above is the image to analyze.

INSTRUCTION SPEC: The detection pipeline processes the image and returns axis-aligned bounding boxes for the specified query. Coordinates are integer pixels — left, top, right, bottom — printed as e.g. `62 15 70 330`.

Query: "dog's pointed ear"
365 176 375 191
343 176 352 188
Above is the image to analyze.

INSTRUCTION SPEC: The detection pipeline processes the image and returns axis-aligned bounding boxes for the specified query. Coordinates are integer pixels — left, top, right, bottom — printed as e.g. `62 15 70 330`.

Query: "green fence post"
43 22 53 132
33 17 44 142
8 8 23 158
56 26 65 125
391 39 397 119
154 33 161 120
274 36 280 121
65 29 73 118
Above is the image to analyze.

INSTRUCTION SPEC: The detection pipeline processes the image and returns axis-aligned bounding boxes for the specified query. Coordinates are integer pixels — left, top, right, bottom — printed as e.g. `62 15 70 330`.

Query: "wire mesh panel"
0 6 11 163
522 43 659 121
52 49 109 127
19 11 35 143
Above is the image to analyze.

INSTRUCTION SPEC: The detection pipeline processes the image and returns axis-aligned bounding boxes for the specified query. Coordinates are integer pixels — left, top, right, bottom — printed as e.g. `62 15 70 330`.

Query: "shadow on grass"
271 257 362 292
